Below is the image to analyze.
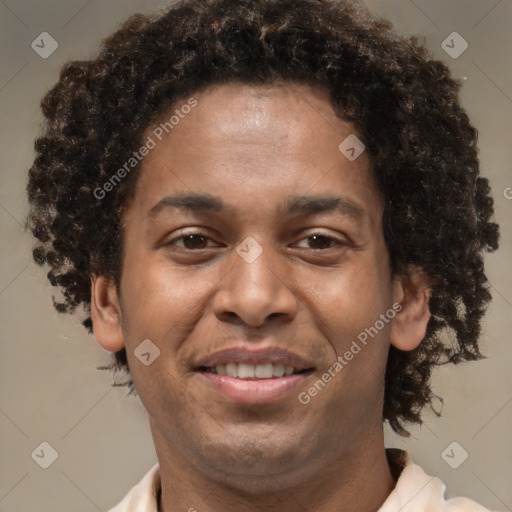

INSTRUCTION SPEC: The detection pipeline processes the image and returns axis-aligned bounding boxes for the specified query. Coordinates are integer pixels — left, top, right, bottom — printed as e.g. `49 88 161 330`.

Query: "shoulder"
444 496 497 512
107 463 160 512
380 449 494 512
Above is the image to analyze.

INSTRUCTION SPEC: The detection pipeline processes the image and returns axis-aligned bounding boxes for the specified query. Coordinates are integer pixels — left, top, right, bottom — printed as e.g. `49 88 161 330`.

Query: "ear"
90 275 125 352
390 266 433 351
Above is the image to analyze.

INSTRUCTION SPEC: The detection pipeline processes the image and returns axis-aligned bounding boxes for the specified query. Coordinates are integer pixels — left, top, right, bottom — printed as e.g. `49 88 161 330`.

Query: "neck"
153 423 396 512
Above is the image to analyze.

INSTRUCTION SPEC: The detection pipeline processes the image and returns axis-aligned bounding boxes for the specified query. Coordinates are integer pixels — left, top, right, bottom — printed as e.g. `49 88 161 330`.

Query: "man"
26 0 499 510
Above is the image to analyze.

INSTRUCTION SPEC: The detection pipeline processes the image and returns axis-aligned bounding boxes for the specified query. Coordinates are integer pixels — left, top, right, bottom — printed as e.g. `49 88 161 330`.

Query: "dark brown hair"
26 0 499 435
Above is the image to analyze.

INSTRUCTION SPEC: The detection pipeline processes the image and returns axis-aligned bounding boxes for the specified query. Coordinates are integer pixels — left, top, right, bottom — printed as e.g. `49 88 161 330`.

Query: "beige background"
0 1 511 511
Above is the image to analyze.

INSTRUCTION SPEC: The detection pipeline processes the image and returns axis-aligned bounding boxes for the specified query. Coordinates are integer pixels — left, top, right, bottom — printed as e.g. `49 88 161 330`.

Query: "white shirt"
107 449 493 512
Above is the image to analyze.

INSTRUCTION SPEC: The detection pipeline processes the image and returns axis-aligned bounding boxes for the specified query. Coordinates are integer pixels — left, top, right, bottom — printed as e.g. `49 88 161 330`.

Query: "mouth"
199 362 313 379
193 345 315 404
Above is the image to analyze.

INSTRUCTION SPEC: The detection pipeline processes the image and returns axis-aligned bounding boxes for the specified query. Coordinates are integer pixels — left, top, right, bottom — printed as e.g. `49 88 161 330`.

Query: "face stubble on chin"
97 82 404 493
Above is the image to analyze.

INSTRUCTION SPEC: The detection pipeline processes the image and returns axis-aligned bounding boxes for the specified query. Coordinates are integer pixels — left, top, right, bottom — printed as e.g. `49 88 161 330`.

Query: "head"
27 0 498 481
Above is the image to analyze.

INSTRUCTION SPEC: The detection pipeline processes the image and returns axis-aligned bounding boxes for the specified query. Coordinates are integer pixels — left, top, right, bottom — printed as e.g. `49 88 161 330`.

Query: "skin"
91 83 431 512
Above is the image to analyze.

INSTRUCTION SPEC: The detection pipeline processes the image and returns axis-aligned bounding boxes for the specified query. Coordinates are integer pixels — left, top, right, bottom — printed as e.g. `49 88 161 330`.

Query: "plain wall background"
0 1 511 511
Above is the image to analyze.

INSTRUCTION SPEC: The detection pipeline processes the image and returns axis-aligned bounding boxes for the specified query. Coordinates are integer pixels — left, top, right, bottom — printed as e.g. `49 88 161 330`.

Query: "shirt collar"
108 448 488 512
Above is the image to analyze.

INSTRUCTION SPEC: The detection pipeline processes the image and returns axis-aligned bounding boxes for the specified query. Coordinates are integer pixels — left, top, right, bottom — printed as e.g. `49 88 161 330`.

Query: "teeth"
225 363 238 378
255 363 274 378
238 363 255 379
213 363 297 379
273 363 285 377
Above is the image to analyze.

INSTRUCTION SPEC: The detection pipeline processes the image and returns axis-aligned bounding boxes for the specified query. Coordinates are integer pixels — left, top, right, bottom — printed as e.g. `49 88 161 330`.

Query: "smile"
198 365 314 404
194 345 315 404
204 362 307 379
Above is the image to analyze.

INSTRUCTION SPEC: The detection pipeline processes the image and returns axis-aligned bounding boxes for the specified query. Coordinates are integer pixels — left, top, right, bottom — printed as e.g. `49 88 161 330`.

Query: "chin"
194 429 317 483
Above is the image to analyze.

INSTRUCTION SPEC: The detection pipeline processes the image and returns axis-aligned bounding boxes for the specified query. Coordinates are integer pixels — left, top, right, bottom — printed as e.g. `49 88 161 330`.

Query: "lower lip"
199 371 310 404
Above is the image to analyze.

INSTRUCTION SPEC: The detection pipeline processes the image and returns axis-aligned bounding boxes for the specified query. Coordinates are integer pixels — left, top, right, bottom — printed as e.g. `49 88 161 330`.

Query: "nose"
212 239 299 328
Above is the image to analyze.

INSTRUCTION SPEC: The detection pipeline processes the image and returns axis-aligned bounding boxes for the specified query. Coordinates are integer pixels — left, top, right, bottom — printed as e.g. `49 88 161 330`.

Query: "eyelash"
167 230 345 250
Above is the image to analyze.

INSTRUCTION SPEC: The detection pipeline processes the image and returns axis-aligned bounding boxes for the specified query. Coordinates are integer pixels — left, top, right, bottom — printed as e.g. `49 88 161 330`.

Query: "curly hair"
26 0 499 436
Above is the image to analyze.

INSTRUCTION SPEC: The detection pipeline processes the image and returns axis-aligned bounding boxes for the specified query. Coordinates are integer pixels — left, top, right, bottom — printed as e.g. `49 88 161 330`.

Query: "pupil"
309 235 331 249
183 234 207 249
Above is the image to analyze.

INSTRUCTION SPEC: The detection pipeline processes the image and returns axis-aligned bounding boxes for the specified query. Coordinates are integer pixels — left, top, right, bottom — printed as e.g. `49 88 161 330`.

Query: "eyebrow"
148 193 365 220
287 195 365 219
149 193 224 216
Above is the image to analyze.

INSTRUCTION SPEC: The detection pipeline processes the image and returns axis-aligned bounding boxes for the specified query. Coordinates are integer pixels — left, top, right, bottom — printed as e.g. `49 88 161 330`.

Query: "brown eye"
299 234 340 250
181 234 209 249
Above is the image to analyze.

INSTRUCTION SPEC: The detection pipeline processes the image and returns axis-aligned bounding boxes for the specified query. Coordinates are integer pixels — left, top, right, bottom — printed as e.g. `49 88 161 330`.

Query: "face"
95 83 407 488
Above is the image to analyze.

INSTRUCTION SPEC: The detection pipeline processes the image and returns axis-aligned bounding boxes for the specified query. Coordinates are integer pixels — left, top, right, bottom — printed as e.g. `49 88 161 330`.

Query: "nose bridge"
213 235 298 326
231 235 283 296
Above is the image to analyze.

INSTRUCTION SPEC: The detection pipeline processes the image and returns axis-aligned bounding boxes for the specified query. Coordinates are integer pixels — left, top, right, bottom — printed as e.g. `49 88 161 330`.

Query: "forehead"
130 82 381 224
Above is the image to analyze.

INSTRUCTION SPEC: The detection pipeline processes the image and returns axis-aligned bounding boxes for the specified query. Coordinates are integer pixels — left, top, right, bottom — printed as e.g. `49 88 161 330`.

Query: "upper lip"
195 344 315 371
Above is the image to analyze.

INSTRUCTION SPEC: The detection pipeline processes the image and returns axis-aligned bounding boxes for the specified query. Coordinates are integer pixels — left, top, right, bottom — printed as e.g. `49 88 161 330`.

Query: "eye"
166 231 345 251
293 233 344 250
167 231 218 250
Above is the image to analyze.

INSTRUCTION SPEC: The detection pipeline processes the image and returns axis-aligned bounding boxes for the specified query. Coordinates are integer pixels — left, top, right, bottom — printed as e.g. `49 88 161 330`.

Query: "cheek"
304 257 392 344
118 257 210 413
119 252 210 348
302 263 393 413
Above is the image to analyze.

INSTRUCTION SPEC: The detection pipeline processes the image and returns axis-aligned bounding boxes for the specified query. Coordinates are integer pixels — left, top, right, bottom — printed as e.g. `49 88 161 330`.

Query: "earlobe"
390 268 433 352
90 275 125 352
